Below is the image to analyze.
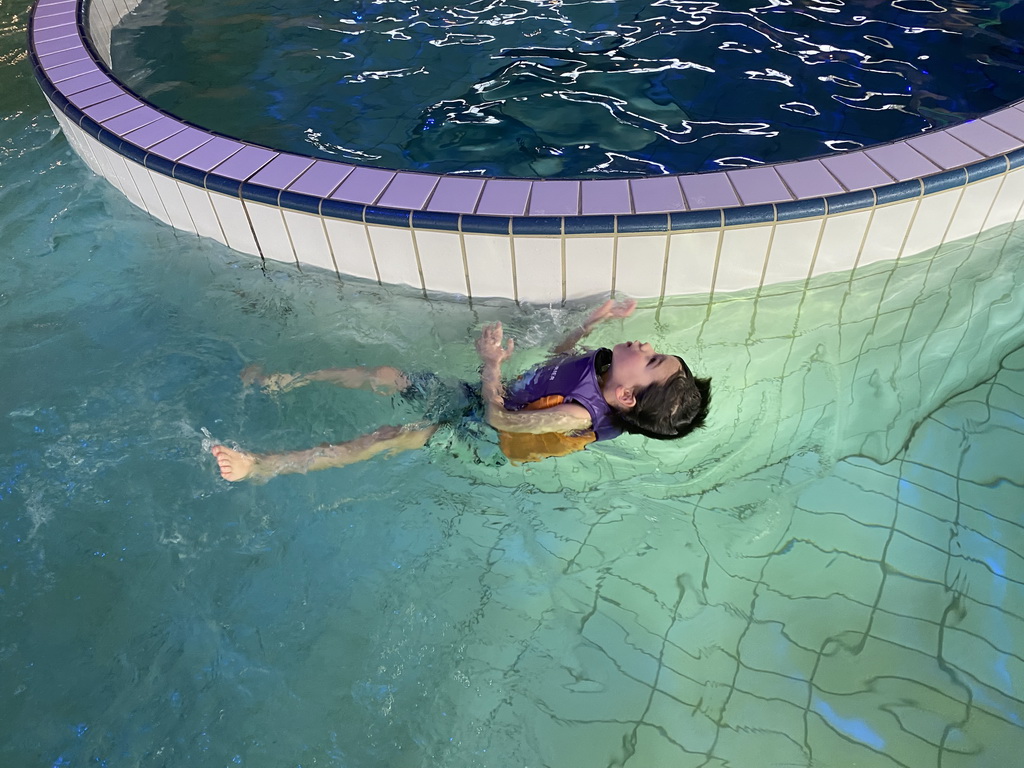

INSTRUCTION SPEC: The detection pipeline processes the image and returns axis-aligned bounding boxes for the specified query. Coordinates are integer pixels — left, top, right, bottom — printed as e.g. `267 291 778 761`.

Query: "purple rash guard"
503 349 623 442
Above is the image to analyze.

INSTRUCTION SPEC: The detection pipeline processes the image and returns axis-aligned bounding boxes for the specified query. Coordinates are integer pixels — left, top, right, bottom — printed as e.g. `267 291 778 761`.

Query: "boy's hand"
476 322 515 364
586 298 636 327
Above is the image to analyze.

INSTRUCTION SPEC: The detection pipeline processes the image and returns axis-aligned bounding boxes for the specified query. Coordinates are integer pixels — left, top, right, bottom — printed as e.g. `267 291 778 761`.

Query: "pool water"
110 0 1024 177
6 3 1024 767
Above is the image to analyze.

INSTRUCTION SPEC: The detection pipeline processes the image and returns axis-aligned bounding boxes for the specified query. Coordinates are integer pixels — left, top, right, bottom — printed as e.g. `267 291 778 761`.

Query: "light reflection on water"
111 0 1024 176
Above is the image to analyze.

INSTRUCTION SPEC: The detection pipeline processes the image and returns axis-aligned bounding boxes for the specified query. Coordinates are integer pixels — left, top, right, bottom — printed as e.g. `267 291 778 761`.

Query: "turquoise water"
111 0 1024 177
7 3 1024 766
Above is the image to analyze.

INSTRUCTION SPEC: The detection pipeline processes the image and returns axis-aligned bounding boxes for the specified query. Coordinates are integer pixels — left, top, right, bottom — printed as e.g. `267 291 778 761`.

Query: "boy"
211 300 710 481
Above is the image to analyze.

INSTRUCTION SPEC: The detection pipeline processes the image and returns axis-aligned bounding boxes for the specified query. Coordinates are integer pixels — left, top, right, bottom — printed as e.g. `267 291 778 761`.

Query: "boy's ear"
616 385 636 408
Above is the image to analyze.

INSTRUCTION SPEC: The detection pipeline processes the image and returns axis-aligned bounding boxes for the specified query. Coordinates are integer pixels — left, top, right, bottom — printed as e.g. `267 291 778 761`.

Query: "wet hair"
614 356 711 440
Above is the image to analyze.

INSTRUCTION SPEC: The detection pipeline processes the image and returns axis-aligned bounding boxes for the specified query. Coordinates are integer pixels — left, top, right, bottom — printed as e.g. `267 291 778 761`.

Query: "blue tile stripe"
26 0 1024 240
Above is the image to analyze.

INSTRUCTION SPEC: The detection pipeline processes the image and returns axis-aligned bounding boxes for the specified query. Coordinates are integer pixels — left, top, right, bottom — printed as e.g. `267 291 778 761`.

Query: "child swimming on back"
211 299 711 481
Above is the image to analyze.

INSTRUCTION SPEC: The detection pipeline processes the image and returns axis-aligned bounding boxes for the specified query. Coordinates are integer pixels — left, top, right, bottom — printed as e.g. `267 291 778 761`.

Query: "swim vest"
499 350 621 464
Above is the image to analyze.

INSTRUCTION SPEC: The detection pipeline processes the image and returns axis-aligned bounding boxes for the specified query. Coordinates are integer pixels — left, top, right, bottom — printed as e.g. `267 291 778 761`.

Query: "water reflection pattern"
112 0 1024 176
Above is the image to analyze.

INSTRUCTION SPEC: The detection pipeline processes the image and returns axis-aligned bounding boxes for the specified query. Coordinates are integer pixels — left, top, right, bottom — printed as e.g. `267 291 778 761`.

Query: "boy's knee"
370 366 408 390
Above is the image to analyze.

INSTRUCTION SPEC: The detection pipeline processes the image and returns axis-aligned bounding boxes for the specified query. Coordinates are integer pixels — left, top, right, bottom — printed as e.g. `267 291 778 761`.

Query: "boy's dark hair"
615 357 711 440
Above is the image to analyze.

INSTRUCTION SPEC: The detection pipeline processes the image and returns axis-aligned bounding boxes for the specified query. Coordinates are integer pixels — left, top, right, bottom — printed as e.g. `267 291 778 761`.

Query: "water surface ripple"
112 0 1024 177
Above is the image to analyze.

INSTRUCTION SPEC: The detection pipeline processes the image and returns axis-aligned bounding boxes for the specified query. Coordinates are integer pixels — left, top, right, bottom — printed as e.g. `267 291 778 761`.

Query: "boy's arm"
550 298 637 356
477 322 593 435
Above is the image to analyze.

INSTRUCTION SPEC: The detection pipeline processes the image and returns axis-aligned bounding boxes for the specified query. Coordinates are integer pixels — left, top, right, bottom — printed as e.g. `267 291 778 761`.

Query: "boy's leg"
242 365 409 394
211 422 439 482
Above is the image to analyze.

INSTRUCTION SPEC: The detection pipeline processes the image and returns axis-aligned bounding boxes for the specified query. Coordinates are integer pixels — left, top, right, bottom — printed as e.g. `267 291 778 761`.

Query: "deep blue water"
112 0 1024 177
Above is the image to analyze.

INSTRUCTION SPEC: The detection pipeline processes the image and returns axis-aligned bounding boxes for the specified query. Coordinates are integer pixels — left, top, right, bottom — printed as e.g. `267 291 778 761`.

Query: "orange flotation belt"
497 395 597 464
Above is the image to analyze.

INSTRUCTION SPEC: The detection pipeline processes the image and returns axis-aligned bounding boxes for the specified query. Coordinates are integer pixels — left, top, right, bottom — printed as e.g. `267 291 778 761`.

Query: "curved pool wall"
29 0 1024 303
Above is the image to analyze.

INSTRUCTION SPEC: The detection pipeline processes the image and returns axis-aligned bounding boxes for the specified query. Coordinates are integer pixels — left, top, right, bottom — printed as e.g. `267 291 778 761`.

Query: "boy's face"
608 341 683 395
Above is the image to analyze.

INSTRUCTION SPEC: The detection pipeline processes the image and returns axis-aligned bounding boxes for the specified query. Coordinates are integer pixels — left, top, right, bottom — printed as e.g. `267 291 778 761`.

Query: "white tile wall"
88 0 150 65
62 118 101 177
109 0 131 22
208 190 259 256
464 233 515 300
106 153 145 211
324 218 377 283
812 210 871 278
244 200 296 266
860 200 918 267
764 219 822 286
903 188 960 257
565 237 614 300
665 229 720 296
124 159 171 224
283 210 336 275
984 167 1024 233
368 225 421 290
513 236 563 304
980 175 1015 235
615 234 668 299
715 225 773 294
87 5 112 55
415 228 468 297
946 176 1003 244
86 139 124 193
177 182 225 244
149 169 197 234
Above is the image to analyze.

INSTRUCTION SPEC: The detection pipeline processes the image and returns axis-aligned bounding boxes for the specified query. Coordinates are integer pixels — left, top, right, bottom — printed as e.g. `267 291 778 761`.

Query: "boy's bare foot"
240 364 265 387
211 444 257 481
240 365 303 393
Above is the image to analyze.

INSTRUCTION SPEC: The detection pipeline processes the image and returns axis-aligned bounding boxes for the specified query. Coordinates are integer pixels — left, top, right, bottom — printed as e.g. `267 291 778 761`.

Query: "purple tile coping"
33 23 77 44
212 145 277 181
122 117 187 150
35 0 77 12
680 173 739 210
287 161 353 197
630 177 684 213
529 180 580 216
984 107 1024 142
149 127 214 161
34 10 77 28
35 2 76 16
476 179 531 215
58 70 109 96
179 137 245 172
906 131 983 170
865 143 940 181
44 58 100 83
66 81 123 109
249 154 315 189
427 176 485 213
84 94 143 123
727 167 793 205
819 152 892 191
582 179 631 215
331 166 395 205
101 105 162 135
776 160 844 198
948 119 1022 156
37 48 89 68
34 36 84 56
377 172 438 210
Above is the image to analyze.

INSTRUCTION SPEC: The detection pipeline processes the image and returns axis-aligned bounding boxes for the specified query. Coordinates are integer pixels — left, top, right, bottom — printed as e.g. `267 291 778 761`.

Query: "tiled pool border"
28 0 1024 302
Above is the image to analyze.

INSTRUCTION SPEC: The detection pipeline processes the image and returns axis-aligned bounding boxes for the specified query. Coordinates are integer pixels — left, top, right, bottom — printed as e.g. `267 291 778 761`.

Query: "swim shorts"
400 372 484 428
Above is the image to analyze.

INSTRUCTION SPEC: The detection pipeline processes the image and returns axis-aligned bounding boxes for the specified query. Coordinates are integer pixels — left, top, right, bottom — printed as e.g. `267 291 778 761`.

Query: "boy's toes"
240 365 265 387
211 444 255 482
260 373 300 393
